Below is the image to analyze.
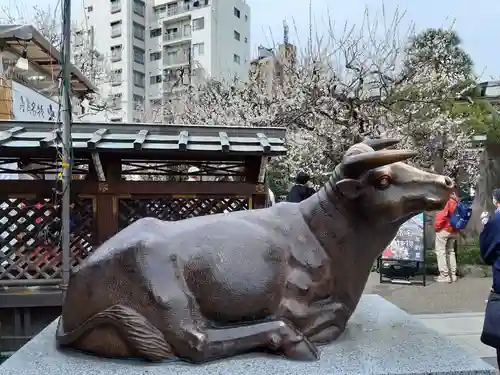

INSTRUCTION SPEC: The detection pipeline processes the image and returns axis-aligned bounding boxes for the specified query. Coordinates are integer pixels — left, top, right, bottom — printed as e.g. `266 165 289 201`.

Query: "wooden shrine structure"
0 120 287 355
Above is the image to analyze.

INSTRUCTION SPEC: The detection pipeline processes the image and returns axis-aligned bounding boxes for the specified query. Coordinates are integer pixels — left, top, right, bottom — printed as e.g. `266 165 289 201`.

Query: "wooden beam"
87 128 108 149
219 131 230 152
0 180 89 195
0 126 24 145
258 156 268 183
0 180 265 196
107 181 261 196
91 152 106 182
256 133 271 153
39 130 59 148
178 130 188 151
133 129 148 150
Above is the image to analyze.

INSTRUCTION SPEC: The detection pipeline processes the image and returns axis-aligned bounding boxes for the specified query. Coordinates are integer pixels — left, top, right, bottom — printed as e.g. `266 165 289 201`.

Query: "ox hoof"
283 338 319 361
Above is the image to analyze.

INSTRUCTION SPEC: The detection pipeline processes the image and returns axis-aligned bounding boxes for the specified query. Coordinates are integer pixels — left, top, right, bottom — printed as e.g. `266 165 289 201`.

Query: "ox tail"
56 304 174 361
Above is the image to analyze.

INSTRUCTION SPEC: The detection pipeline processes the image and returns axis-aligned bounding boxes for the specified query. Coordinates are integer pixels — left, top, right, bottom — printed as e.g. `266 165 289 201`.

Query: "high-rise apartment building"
78 0 251 122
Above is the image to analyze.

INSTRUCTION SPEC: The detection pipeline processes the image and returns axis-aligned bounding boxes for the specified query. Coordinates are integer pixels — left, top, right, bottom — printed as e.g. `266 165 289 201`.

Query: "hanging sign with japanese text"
11 81 58 121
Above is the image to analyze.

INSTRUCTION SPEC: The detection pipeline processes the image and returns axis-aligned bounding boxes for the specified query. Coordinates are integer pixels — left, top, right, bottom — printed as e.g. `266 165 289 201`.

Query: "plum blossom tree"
171 11 480 192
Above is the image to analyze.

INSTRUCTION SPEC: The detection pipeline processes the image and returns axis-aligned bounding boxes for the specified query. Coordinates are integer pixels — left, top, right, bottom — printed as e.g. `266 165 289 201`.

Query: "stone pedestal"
0 294 495 375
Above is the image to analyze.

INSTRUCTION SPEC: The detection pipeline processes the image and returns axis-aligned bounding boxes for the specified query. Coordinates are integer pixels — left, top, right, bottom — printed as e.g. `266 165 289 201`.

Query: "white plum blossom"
171 22 480 188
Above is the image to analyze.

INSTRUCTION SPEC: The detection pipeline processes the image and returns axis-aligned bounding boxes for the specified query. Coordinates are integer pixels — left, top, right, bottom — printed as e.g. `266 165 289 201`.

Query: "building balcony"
152 4 190 22
167 5 189 17
152 1 209 23
163 54 190 67
163 30 191 44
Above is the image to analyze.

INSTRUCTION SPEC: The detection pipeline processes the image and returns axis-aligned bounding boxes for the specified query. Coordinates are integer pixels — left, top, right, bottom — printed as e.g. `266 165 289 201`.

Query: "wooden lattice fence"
0 195 251 281
0 198 93 281
119 197 250 229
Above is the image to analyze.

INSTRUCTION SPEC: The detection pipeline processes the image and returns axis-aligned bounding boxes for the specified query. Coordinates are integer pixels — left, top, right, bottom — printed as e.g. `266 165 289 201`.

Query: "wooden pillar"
245 157 266 209
95 156 121 245
0 76 13 120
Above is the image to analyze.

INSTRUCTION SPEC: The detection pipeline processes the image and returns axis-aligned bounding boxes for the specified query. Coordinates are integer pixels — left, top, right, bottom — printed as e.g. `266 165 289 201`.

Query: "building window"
150 28 161 38
133 0 145 16
133 46 145 64
233 54 240 64
153 5 165 17
164 69 178 82
133 118 142 123
110 21 122 38
110 118 122 122
87 5 93 12
133 94 144 110
110 45 122 61
133 22 145 40
192 17 204 31
165 27 179 41
193 43 204 57
133 70 145 88
74 31 83 46
245 14 248 22
150 99 162 106
110 93 122 109
233 7 240 18
234 30 240 41
167 2 178 16
183 24 191 37
111 0 121 13
111 69 122 85
150 51 161 61
244 37 248 43
150 75 162 84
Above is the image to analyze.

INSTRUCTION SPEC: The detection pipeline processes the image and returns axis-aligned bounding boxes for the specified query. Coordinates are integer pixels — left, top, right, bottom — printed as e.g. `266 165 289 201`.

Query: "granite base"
0 294 495 375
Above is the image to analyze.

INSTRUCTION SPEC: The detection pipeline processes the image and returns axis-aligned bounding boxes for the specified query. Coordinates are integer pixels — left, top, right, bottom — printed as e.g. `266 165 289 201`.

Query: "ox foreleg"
173 319 319 363
302 302 351 345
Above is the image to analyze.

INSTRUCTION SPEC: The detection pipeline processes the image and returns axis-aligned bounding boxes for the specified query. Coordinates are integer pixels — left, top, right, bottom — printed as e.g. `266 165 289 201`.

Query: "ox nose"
443 176 454 188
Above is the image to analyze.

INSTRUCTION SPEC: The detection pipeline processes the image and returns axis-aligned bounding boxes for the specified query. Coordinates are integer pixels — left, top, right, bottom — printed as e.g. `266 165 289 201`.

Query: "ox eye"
376 176 391 189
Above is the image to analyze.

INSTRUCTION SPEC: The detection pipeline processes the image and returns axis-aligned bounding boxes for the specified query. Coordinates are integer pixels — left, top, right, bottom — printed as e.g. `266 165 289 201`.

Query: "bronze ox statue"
56 139 454 363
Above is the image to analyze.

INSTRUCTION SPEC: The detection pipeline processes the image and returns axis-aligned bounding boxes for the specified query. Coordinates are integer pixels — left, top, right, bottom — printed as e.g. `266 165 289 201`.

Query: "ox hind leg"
56 304 174 361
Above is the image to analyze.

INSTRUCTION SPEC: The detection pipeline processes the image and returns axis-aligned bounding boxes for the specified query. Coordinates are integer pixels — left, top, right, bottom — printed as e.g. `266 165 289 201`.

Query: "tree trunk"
468 145 500 235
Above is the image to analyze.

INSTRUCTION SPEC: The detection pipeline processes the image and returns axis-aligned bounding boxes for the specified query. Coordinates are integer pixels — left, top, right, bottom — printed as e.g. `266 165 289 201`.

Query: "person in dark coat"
479 188 500 368
286 171 315 203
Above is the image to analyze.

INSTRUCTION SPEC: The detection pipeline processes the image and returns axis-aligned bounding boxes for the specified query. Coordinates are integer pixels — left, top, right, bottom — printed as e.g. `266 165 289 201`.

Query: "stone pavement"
363 272 498 370
364 272 492 313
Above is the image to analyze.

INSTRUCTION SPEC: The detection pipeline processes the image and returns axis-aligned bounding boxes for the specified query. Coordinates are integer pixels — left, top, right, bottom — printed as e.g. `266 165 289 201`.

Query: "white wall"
211 0 250 83
79 0 251 121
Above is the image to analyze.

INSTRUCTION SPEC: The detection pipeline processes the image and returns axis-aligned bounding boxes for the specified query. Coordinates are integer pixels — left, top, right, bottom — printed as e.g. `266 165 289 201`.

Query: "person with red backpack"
434 190 460 283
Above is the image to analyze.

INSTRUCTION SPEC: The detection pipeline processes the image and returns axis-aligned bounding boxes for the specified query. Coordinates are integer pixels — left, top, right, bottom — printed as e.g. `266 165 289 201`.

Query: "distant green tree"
403 28 473 81
395 28 480 181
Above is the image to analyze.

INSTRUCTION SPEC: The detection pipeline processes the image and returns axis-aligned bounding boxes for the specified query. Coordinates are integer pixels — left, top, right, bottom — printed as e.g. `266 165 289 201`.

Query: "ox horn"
363 138 400 150
342 149 417 177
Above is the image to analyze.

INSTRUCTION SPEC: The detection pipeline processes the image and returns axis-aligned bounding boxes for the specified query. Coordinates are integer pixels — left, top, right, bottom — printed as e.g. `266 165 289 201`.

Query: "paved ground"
364 272 492 313
364 272 498 371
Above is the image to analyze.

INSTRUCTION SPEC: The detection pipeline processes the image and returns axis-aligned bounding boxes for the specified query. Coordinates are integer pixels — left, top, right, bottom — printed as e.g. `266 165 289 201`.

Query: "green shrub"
425 245 484 265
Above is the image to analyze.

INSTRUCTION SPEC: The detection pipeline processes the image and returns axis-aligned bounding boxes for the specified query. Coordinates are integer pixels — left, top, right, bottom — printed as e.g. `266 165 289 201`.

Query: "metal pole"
61 0 72 297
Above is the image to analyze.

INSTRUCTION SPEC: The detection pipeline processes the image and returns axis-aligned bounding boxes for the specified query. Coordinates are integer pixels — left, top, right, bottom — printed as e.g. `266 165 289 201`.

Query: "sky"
8 0 500 79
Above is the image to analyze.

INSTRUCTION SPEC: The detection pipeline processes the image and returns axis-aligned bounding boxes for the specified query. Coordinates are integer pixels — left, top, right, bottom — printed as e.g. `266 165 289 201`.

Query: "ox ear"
336 179 363 199
343 150 417 178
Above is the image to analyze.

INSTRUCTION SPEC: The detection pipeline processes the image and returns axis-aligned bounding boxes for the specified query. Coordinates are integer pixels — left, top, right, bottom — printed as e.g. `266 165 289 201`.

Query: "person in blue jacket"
480 188 500 368
480 189 500 285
